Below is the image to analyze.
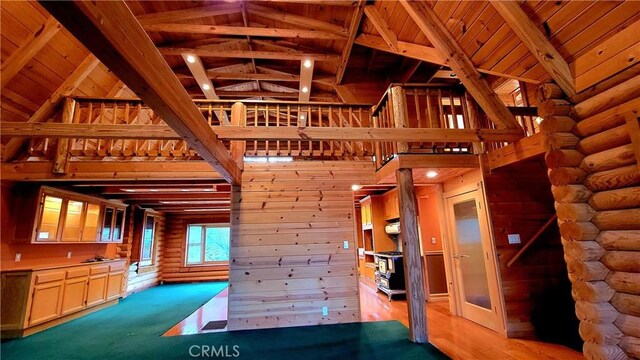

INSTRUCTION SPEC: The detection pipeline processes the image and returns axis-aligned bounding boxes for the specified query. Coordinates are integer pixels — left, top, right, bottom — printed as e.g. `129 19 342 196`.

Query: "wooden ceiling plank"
1 16 62 89
142 23 346 40
136 3 242 25
160 47 341 62
299 59 314 102
399 1 521 130
2 55 100 162
2 122 523 143
336 0 366 85
246 3 348 36
355 34 539 84
39 1 241 184
492 1 575 97
364 5 398 52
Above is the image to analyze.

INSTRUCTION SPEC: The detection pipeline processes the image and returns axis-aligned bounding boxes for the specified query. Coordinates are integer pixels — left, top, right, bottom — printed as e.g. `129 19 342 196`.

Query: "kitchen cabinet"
1 260 127 338
360 199 372 228
382 189 399 220
11 186 126 244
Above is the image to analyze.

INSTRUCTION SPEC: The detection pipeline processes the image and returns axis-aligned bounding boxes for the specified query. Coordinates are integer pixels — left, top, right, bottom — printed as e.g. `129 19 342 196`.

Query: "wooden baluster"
52 98 76 173
329 106 334 157
207 104 213 125
319 106 324 156
287 105 291 156
265 104 270 157
96 102 106 156
298 105 303 157
373 114 381 169
308 105 313 157
276 104 281 156
253 104 258 156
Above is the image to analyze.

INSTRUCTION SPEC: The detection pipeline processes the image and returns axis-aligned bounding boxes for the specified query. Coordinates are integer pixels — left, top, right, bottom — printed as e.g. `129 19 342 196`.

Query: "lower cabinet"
1 260 127 338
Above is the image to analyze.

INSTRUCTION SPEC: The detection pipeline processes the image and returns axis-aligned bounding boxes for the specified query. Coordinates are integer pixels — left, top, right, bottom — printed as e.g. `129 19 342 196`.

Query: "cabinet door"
28 282 64 326
112 208 125 243
61 277 88 316
35 195 64 242
81 203 101 242
85 271 108 307
105 272 124 301
61 200 84 242
100 207 114 242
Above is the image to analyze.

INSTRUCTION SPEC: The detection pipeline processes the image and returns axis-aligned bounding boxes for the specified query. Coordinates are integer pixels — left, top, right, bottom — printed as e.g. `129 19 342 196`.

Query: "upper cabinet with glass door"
11 186 127 244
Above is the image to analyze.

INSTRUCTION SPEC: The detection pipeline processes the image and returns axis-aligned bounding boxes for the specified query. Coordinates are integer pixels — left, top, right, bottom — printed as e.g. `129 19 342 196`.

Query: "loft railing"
20 86 536 164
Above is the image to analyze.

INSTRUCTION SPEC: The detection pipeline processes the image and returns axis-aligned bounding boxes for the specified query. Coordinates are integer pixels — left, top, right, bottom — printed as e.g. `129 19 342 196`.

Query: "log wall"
124 209 166 294
161 213 230 283
484 158 579 345
539 79 640 359
227 161 375 331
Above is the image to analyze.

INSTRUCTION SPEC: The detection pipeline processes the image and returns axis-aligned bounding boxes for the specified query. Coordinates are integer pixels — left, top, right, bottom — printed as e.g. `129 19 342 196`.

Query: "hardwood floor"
359 280 584 360
163 287 229 336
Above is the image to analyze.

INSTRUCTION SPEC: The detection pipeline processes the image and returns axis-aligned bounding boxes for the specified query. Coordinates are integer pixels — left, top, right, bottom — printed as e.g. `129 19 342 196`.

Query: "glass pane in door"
37 195 63 241
113 209 125 242
82 203 101 241
101 207 114 241
453 199 491 310
61 200 84 242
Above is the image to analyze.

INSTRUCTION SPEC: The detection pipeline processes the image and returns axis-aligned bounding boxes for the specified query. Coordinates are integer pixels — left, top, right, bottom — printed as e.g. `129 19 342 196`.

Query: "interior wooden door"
445 190 502 332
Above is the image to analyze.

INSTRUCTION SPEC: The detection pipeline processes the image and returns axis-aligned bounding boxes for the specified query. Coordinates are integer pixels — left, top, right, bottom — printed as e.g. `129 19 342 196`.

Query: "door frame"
440 177 507 336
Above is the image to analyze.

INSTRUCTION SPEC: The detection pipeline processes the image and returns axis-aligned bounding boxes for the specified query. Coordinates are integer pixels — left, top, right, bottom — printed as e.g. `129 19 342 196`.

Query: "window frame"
184 223 230 266
139 213 157 267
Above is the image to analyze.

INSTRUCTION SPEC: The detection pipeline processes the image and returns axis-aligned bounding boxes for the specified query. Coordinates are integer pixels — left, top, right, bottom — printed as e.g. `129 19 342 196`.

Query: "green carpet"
2 282 448 360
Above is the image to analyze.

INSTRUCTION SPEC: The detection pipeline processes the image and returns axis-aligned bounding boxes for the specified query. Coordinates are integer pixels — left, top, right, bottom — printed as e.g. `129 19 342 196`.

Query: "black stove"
376 251 403 257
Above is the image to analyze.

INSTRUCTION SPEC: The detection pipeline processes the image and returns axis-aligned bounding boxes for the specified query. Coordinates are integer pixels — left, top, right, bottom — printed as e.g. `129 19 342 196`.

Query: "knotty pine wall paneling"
227 161 375 330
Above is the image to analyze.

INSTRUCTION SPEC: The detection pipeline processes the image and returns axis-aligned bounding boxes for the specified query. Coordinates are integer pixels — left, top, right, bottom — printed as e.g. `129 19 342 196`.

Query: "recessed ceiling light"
426 171 438 178
351 184 362 191
186 55 197 64
301 86 309 93
535 116 544 125
149 189 159 192
449 73 457 77
303 59 312 68
202 84 211 90
300 114 306 120
122 189 136 193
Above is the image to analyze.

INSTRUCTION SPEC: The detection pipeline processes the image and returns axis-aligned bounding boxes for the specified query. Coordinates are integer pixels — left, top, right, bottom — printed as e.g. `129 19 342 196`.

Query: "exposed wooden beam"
181 53 229 124
251 0 356 5
246 3 347 36
364 5 398 52
2 122 524 143
1 16 62 88
142 23 346 40
355 34 539 84
399 60 422 83
491 1 575 97
2 55 100 162
399 1 521 130
136 3 241 24
487 132 545 170
299 59 314 102
336 0 366 84
40 1 241 184
432 70 458 79
1 161 222 181
159 47 341 62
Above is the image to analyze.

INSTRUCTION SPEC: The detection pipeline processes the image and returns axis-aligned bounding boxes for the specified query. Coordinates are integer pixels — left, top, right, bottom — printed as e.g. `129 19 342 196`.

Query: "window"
186 224 230 265
140 214 156 266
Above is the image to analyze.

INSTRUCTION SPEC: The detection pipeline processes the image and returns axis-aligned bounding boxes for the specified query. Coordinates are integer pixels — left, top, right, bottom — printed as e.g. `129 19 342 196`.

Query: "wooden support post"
396 168 428 343
230 102 246 170
390 85 410 154
52 98 76 174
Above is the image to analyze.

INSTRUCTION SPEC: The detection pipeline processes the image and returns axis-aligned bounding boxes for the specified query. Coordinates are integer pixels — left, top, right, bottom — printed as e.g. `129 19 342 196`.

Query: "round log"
579 321 623 345
546 149 584 168
538 99 573 117
566 259 609 282
577 124 631 155
601 251 640 272
574 100 636 137
614 313 640 337
583 343 627 360
556 203 596 222
575 301 620 324
538 83 564 101
561 239 605 261
539 115 576 133
580 144 637 173
585 164 640 192
606 272 640 295
548 167 587 186
545 133 581 151
572 280 615 302
552 185 592 203
619 335 640 359
597 231 640 251
572 75 640 120
589 187 640 211
560 222 600 241
592 209 640 230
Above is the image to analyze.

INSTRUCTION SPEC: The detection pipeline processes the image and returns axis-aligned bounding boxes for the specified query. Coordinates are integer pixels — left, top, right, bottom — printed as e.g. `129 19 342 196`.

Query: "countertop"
1 258 126 272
